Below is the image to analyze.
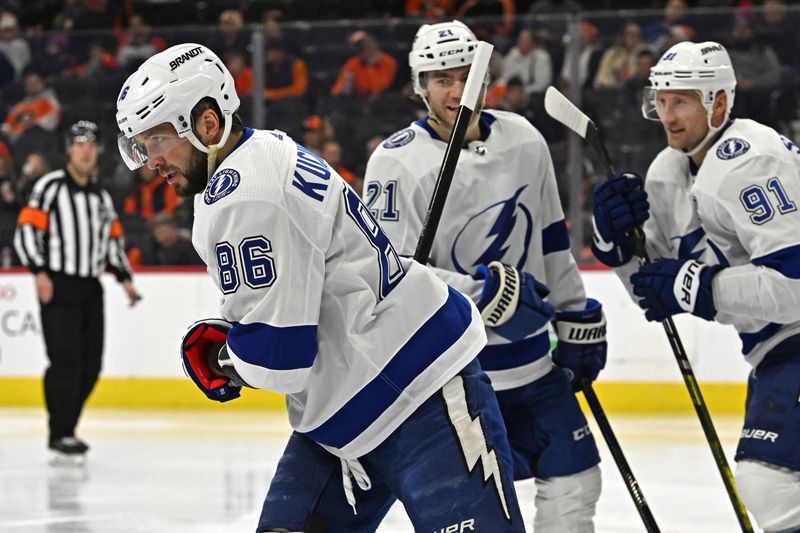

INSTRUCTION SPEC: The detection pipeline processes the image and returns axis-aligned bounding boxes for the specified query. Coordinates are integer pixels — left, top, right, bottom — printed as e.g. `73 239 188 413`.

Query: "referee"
14 120 141 463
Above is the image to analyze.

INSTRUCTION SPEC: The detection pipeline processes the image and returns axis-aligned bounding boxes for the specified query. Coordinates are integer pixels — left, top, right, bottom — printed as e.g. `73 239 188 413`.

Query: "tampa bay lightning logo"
716 138 750 160
204 168 241 205
451 186 533 274
383 129 415 149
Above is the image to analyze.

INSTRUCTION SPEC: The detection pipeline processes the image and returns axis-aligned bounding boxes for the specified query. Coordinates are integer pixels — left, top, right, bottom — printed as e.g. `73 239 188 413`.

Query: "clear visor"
641 86 708 122
117 132 187 171
641 86 660 121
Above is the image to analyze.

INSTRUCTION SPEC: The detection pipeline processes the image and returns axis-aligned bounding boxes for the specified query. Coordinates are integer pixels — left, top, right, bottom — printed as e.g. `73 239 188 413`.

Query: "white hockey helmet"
642 41 736 121
115 43 240 170
642 41 737 156
409 20 479 96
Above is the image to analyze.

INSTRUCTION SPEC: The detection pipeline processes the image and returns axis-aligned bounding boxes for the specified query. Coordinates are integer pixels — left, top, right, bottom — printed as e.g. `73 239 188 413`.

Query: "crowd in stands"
0 0 798 267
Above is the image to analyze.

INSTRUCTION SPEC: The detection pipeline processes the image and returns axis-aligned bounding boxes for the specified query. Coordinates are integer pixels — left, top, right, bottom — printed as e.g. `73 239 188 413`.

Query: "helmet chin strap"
185 115 234 179
680 107 729 158
421 94 443 125
421 83 487 131
207 116 233 179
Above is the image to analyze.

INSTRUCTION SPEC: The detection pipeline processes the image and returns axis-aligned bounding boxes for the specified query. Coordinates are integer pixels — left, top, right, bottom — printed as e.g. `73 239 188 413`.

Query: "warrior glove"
552 299 608 391
474 261 555 342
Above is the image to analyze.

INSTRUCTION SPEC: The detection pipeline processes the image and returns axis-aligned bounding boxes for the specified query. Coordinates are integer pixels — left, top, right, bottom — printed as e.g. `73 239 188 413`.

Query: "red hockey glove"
180 319 241 402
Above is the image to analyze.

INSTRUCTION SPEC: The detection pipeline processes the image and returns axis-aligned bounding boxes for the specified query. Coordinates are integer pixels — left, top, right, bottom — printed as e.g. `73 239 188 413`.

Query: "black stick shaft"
414 106 472 263
582 379 661 533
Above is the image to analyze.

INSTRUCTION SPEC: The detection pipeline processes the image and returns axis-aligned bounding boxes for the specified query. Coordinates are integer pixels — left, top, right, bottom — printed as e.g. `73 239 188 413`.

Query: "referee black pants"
39 273 104 441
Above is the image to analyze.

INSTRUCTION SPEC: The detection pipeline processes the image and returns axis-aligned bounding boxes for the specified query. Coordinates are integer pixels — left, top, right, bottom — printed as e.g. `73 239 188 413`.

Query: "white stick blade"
460 41 493 111
544 86 590 138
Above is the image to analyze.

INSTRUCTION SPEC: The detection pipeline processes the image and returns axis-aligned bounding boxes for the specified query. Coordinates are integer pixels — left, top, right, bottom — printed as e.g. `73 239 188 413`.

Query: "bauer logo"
204 168 241 205
383 129 415 149
716 138 750 160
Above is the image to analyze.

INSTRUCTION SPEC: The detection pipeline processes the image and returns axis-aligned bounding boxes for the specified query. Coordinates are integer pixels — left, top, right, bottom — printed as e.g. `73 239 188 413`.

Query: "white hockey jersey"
191 128 486 458
364 111 586 390
617 119 800 367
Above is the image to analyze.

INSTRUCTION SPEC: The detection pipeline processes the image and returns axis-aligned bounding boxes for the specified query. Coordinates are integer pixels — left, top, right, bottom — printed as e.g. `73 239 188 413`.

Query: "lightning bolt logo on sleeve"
442 376 511 520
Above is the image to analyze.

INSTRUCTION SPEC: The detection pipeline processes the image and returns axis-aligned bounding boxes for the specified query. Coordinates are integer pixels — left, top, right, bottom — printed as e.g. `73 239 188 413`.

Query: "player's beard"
174 148 209 198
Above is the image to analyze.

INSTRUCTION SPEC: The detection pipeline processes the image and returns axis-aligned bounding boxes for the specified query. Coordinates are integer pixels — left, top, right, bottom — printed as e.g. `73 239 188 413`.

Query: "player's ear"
711 90 727 128
196 108 221 144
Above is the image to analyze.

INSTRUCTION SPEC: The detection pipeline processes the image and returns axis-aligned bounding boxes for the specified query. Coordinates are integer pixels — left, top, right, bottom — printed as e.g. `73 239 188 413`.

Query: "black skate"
48 437 89 466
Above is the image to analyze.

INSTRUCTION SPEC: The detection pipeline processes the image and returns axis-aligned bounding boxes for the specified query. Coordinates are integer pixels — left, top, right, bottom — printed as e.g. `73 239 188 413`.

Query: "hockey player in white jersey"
592 41 800 533
364 21 606 532
116 43 528 532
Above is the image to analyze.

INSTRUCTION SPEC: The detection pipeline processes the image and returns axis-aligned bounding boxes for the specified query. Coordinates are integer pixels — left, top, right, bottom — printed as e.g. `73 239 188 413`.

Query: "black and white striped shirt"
14 168 132 281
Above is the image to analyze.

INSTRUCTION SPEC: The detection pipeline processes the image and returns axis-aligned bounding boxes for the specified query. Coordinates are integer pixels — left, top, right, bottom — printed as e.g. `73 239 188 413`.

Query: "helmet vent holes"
214 63 224 75
151 95 165 108
141 76 149 86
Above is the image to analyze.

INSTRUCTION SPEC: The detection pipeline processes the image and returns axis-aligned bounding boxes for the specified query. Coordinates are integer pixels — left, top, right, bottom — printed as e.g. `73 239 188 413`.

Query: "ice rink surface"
0 407 753 532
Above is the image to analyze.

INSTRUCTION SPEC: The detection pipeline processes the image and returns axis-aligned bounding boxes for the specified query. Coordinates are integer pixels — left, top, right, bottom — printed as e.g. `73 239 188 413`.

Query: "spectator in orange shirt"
116 14 167 72
226 50 253 96
321 139 361 195
208 9 249 60
404 0 457 19
66 42 119 78
331 32 396 102
123 165 178 220
1 70 61 143
264 38 308 101
301 114 334 155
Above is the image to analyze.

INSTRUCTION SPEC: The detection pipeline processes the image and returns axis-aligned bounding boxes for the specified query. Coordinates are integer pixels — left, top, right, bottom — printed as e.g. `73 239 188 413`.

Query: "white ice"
0 408 753 532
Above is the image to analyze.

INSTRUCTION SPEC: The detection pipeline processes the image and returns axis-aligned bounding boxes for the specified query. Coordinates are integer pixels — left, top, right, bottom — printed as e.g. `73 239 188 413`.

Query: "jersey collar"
687 118 736 176
230 127 254 155
415 111 496 146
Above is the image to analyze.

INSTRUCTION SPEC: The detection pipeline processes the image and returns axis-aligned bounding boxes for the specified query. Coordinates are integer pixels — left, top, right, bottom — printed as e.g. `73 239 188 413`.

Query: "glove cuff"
475 261 520 327
672 261 721 320
555 299 607 344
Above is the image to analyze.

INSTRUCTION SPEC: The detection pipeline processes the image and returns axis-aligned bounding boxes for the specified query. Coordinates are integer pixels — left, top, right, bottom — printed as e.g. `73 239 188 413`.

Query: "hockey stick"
414 41 493 263
544 85 753 533
582 378 660 533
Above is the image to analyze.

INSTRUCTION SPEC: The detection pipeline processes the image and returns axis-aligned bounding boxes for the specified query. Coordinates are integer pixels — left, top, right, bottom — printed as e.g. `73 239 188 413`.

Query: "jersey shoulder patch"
383 128 415 149
204 168 241 205
716 137 751 161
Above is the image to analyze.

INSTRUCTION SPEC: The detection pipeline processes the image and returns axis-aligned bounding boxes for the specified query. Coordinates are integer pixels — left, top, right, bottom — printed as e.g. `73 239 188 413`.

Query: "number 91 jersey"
191 128 486 458
624 119 800 367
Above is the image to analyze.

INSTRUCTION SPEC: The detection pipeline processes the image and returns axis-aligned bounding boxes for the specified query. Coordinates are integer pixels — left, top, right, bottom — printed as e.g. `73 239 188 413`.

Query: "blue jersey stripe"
303 287 473 448
740 322 781 355
228 322 317 371
752 244 800 279
478 331 550 371
542 219 570 255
